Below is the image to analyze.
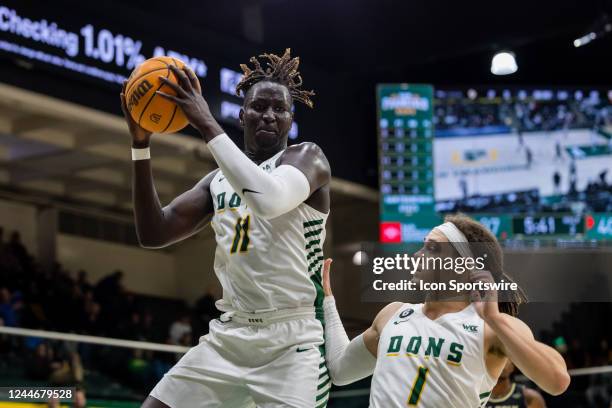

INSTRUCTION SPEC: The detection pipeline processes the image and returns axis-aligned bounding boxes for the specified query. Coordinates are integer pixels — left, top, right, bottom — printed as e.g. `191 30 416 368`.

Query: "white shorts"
150 317 330 408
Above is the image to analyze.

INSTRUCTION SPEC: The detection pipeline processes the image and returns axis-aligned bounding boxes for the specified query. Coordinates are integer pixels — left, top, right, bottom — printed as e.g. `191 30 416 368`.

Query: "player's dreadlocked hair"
445 213 528 317
235 48 315 108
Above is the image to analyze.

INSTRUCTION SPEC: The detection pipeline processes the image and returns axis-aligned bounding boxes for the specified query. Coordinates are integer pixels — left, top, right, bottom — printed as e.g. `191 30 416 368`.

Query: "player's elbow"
547 370 571 396
326 364 355 387
138 238 166 249
136 231 170 249
330 377 355 387
244 200 287 220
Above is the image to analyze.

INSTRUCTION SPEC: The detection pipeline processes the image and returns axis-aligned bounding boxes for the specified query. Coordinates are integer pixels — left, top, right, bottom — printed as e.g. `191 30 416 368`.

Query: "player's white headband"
433 222 474 259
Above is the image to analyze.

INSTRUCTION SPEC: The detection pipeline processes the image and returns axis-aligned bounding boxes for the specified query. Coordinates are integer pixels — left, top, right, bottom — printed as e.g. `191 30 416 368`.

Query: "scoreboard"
377 83 612 243
475 213 612 240
377 84 440 243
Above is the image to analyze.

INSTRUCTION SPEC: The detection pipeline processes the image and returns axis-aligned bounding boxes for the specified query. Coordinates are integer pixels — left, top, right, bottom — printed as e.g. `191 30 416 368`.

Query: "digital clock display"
512 215 585 236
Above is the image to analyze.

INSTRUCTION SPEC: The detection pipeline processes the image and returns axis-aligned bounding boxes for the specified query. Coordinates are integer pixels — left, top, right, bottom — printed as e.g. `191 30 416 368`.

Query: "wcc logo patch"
462 323 478 333
393 308 414 325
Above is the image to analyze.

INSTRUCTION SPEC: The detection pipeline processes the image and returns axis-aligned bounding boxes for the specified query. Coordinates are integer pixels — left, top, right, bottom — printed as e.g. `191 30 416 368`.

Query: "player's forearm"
488 314 570 395
323 297 376 386
207 134 309 219
132 160 169 248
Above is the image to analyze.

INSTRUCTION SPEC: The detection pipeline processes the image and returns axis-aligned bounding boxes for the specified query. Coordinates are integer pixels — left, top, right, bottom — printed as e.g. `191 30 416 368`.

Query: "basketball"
125 56 201 134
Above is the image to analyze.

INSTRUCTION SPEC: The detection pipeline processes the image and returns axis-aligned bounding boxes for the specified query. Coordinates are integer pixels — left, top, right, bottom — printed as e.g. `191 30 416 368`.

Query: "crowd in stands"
541 302 612 407
434 90 611 134
0 225 219 397
2 225 612 406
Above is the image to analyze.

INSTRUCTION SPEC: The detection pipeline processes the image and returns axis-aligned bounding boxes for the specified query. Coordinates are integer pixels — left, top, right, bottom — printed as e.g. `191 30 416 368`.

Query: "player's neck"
422 298 470 320
245 145 286 164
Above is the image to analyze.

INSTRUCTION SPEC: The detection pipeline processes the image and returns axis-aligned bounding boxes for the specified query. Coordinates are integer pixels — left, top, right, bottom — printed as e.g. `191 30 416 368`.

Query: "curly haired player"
120 49 331 408
321 214 569 407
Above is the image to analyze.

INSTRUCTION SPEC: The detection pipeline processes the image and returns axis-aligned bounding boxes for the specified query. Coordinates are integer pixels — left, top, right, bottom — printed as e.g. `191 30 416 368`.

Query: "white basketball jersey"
209 150 328 316
370 303 497 408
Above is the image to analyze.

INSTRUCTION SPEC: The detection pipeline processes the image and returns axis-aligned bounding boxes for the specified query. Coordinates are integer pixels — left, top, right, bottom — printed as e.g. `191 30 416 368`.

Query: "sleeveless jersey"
370 303 497 408
209 150 329 316
486 384 527 408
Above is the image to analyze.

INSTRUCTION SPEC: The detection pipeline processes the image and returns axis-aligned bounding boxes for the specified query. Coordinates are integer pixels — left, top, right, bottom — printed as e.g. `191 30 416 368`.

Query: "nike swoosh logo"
242 188 261 195
296 347 312 353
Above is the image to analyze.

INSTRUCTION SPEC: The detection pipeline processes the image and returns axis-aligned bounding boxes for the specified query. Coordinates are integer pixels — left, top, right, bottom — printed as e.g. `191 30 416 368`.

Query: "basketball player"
322 214 570 407
486 361 546 408
120 49 332 407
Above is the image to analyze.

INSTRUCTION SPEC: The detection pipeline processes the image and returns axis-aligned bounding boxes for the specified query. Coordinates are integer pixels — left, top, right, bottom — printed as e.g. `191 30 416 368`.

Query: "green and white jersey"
370 303 497 408
209 150 328 316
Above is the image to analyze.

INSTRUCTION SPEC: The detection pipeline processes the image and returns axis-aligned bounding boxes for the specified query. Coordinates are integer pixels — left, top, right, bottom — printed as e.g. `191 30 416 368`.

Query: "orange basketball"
125 56 201 134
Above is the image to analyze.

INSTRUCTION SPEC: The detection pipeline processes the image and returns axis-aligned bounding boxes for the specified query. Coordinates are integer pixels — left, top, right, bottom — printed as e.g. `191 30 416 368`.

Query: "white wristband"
131 147 151 161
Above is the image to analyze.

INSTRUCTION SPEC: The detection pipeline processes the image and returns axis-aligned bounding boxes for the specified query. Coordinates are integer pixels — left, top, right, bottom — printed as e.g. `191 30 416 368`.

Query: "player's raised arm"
322 259 403 386
157 64 330 220
120 85 217 249
488 315 570 396
470 270 570 396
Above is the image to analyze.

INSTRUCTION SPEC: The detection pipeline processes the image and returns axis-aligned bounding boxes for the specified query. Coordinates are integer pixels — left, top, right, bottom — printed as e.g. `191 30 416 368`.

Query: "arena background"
0 0 611 407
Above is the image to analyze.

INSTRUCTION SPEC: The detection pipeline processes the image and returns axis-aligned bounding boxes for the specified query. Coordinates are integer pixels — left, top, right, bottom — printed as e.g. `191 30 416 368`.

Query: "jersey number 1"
407 366 428 406
230 215 250 253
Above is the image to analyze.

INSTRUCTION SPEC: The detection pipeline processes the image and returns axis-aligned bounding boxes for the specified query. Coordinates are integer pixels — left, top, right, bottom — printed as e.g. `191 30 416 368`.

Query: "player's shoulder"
280 142 331 181
285 141 326 156
372 302 405 331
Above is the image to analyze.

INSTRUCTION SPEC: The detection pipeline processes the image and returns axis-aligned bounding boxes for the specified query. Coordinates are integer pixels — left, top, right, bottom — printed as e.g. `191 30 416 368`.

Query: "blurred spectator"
0 287 20 327
73 385 87 408
80 301 102 336
25 342 53 380
140 310 156 342
0 221 226 395
46 398 60 408
76 269 92 293
24 341 84 385
94 270 124 304
193 288 220 339
8 230 31 267
169 314 192 345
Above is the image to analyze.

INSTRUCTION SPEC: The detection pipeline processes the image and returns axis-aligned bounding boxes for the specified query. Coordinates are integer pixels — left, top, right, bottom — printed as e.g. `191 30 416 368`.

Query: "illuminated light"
490 52 518 75
467 89 477 100
352 251 369 266
585 215 595 230
220 100 241 120
574 32 597 47
220 67 243 96
289 122 298 140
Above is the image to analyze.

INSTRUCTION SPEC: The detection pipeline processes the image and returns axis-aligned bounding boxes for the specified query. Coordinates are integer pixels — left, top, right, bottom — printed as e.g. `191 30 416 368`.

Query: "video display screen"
378 85 612 242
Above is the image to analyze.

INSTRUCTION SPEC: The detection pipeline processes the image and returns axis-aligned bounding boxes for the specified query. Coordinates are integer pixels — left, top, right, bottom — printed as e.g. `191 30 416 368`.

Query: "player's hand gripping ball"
124 56 201 133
